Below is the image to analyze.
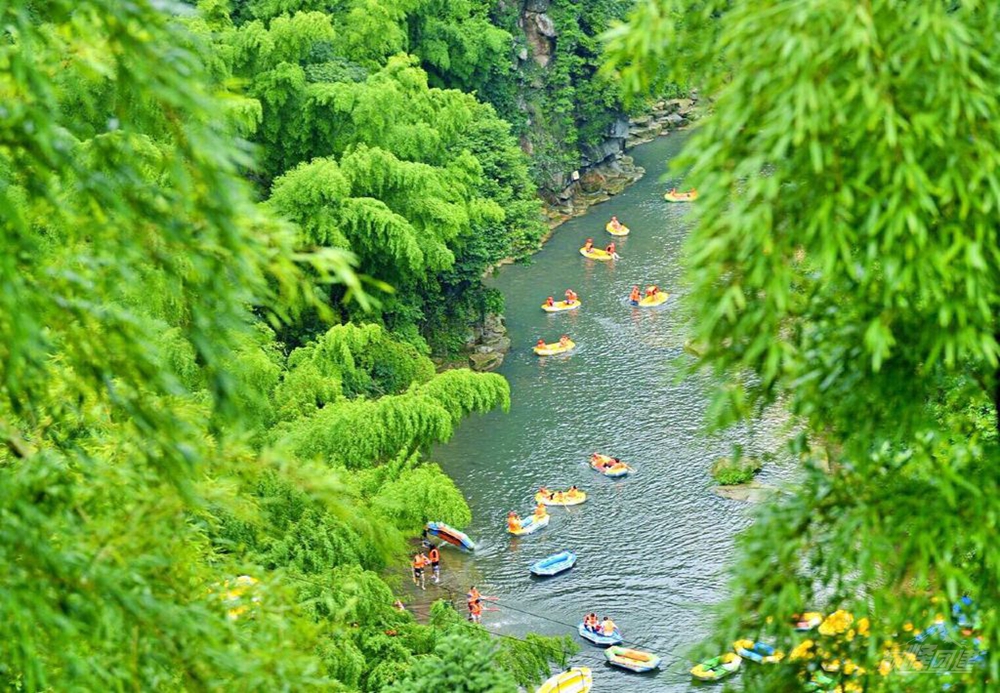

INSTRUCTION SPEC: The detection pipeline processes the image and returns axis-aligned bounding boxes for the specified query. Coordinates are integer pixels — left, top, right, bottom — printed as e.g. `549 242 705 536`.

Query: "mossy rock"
711 455 763 485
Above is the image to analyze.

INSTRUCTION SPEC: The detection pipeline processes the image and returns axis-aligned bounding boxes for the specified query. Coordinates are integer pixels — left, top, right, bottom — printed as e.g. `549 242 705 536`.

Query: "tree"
1 3 548 692
607 1 1000 689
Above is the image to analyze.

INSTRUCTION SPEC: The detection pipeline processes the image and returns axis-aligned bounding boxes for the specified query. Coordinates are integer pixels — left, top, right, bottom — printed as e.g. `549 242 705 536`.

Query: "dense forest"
1 0 647 690
9 0 996 691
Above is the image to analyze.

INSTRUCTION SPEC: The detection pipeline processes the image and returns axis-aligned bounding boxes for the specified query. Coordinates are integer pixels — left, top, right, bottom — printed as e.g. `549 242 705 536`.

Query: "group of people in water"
591 452 624 471
535 335 572 350
544 289 579 308
538 485 581 502
628 284 662 304
581 238 617 257
409 543 441 590
583 612 618 636
506 502 549 532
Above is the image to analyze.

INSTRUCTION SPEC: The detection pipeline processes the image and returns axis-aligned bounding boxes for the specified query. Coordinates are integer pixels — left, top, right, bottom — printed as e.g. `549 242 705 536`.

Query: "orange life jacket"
429 548 440 563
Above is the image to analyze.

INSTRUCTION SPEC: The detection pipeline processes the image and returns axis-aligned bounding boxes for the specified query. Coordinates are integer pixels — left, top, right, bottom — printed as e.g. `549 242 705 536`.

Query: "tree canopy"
0 1 562 690
607 0 999 688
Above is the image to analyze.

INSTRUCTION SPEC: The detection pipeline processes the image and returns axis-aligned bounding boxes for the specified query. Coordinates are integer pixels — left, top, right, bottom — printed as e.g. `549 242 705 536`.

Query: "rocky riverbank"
540 95 700 229
452 96 701 373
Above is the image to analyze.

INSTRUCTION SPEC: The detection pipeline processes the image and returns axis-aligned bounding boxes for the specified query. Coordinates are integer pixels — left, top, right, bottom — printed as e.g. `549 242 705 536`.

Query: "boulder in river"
469 351 504 372
713 482 778 503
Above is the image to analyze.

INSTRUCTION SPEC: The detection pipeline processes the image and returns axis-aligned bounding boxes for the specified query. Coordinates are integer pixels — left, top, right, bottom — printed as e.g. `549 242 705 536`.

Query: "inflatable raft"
690 653 741 681
590 454 629 478
794 612 824 631
664 189 698 202
579 247 614 261
508 513 549 536
578 623 623 647
604 646 661 673
542 299 581 313
530 550 576 577
534 339 576 356
734 640 782 664
537 667 592 693
425 521 476 552
638 291 669 308
535 490 587 506
605 222 630 236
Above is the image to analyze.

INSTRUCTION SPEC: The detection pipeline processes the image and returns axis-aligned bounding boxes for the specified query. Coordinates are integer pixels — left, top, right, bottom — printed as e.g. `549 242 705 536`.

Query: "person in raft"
545 296 555 307
605 241 617 257
591 453 613 470
558 335 571 347
629 285 641 305
534 502 548 520
564 288 578 304
602 616 617 636
507 511 522 533
609 216 622 231
584 613 599 632
536 338 546 349
411 553 426 590
428 544 441 584
583 238 594 252
568 485 580 496
645 285 659 297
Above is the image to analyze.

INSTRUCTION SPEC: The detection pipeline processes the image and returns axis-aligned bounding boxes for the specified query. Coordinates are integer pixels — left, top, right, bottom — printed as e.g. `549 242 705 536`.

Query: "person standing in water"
411 553 426 590
428 544 441 584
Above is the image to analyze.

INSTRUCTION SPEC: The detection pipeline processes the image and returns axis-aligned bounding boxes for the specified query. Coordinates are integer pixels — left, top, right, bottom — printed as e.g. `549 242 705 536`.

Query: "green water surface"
431 134 792 691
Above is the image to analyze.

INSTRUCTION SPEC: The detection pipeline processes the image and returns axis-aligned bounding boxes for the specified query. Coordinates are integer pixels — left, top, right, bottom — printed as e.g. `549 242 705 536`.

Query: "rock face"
522 8 555 68
465 313 510 372
624 96 700 149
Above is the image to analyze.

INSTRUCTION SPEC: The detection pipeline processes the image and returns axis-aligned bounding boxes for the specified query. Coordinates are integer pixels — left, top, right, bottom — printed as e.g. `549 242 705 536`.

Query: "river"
432 134 793 691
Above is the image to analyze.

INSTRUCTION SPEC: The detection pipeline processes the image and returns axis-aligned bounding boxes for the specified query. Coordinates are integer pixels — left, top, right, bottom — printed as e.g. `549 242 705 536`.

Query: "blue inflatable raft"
425 521 476 552
578 623 623 646
529 550 576 576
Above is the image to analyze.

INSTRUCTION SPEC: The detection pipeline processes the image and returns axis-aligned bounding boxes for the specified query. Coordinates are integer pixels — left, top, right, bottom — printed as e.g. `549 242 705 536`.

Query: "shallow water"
431 134 793 691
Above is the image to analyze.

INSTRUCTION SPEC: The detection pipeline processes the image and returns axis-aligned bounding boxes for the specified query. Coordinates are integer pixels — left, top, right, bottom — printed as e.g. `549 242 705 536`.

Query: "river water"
433 134 792 691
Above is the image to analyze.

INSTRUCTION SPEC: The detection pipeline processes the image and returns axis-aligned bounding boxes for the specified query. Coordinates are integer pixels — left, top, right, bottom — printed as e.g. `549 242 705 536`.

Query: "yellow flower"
790 639 815 661
819 610 854 636
878 660 892 676
856 618 869 636
903 622 913 632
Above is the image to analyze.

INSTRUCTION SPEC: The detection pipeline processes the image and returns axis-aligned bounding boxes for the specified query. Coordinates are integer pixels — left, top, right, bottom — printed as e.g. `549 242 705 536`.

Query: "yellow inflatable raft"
664 189 698 202
638 291 669 307
508 513 549 536
535 489 587 506
541 299 581 313
605 222 630 236
537 667 592 693
579 247 614 261
534 339 576 356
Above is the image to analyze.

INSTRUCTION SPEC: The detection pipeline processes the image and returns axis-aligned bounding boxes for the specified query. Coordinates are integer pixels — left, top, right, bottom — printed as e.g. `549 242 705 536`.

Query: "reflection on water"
431 134 794 691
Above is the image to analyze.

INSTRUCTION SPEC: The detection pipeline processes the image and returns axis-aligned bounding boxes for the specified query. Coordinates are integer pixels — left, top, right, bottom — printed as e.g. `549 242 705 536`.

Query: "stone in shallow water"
713 482 778 502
